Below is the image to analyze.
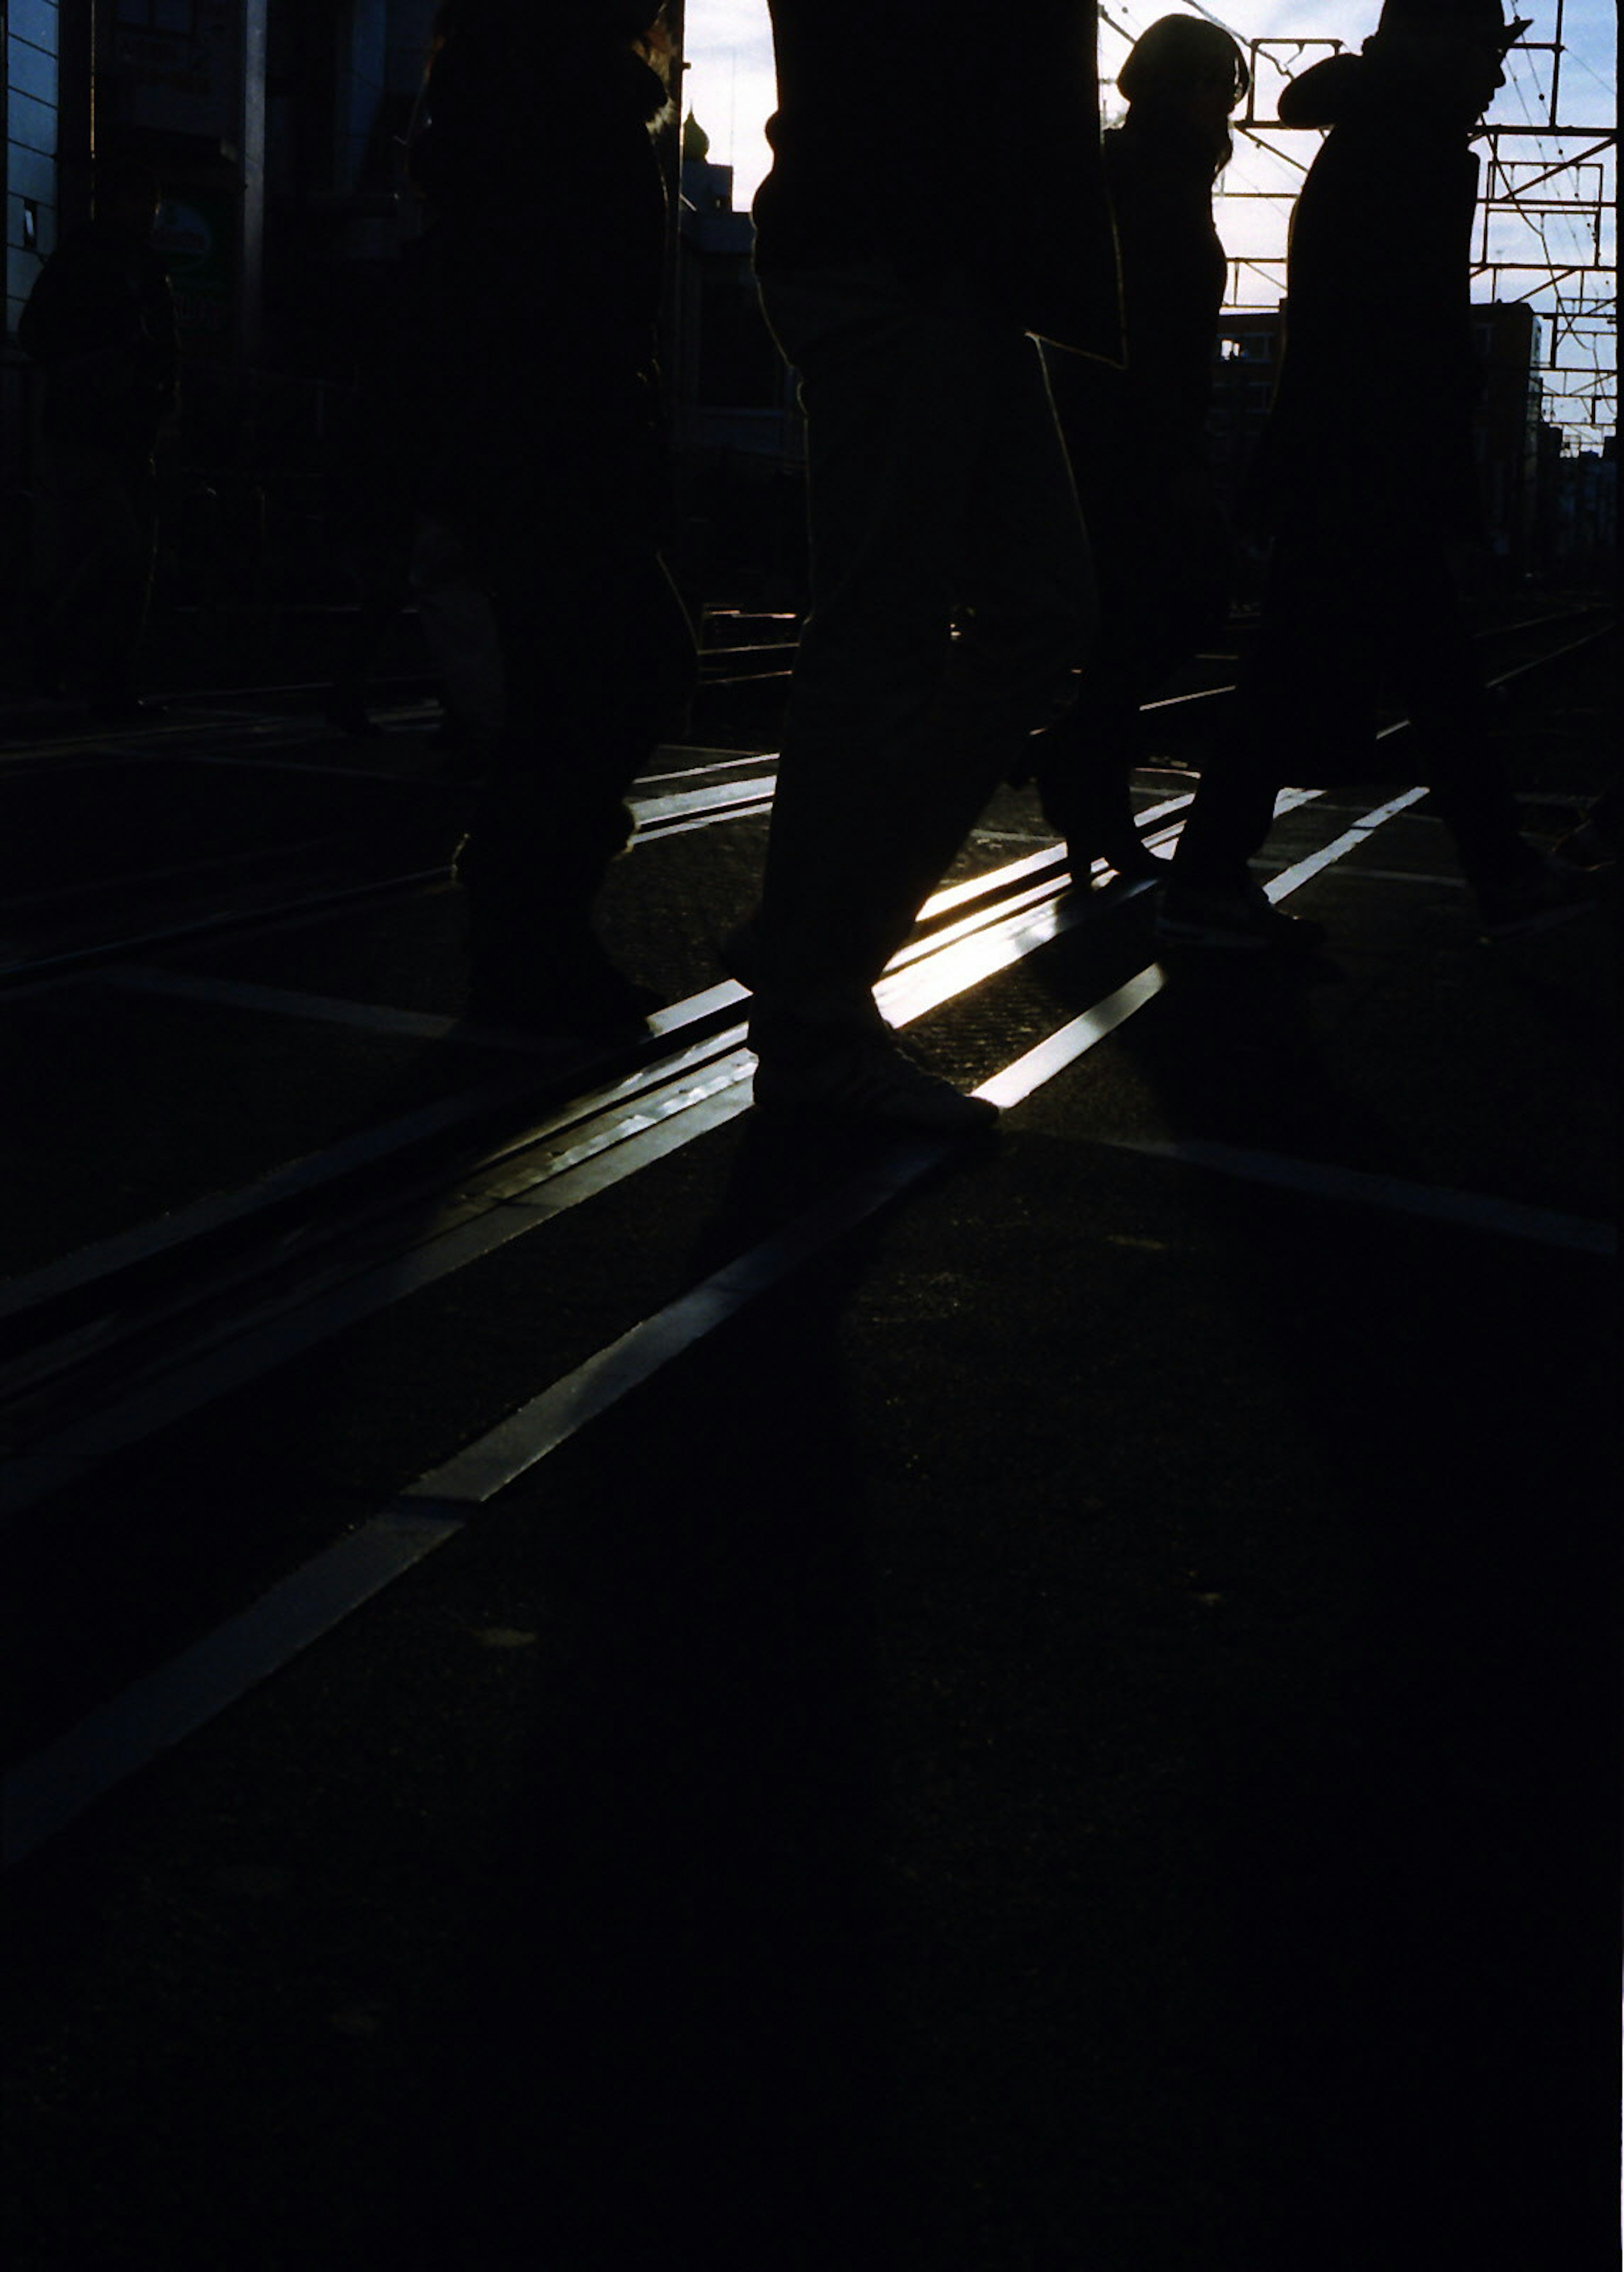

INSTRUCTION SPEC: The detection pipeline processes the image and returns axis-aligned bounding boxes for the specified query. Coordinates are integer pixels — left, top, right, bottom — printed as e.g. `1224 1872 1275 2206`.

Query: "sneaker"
1476 856 1596 943
751 1023 998 1133
1156 879 1328 954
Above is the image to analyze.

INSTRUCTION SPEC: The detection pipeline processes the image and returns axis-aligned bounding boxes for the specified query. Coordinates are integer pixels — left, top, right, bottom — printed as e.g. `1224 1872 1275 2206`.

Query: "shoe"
751 1022 998 1133
1476 856 1596 942
1156 879 1328 954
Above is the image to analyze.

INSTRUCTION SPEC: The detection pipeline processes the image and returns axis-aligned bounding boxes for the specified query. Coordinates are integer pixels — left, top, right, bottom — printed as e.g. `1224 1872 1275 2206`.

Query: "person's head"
550 0 674 75
1116 15 1251 172
1361 0 1531 128
617 0 673 72
92 159 162 246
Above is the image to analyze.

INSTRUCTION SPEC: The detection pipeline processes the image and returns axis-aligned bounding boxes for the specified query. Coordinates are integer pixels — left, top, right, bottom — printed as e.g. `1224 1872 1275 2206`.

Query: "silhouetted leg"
328 532 414 736
1380 535 1538 889
411 517 506 743
1171 517 1377 890
747 261 1091 1011
1030 669 1152 871
1036 481 1229 877
459 545 694 1022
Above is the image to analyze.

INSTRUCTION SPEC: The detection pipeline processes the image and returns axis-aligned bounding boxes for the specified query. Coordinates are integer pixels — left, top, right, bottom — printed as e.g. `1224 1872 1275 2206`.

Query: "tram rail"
1 600 1607 987
2 612 1610 1434
0 608 1614 1872
3 604 1611 1517
5 725 1614 1868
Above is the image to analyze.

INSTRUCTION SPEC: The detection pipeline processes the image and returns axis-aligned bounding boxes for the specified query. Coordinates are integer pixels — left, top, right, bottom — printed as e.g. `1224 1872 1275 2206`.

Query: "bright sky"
681 0 1617 448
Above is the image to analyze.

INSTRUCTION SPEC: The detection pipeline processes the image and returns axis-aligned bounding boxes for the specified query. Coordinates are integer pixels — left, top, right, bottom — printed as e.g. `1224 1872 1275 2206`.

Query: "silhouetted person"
1157 0 1592 950
1033 15 1248 886
726 1 1121 1130
17 159 177 718
410 0 695 1032
322 255 425 741
324 205 504 753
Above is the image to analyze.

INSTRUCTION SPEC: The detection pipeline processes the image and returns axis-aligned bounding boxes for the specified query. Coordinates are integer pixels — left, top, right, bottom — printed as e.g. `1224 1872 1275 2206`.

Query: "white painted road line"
3 1511 464 1868
1262 787 1432 899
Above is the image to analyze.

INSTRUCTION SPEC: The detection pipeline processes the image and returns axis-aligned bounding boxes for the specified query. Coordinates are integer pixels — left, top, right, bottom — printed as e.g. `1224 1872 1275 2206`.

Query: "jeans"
457 541 696 973
1032 456 1231 846
750 261 1093 1003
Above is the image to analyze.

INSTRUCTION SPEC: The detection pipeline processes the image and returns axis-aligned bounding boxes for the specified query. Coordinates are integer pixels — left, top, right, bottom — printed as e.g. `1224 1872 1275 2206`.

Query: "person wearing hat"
1157 0 1593 948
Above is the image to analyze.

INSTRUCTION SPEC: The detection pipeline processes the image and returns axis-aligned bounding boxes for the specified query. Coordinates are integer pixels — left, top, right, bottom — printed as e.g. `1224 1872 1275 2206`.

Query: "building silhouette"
3 8 1606 621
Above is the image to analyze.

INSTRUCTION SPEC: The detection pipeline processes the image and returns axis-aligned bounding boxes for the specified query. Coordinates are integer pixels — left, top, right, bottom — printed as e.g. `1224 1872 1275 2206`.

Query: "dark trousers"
1172 511 1534 894
749 261 1093 1007
1031 460 1230 848
456 542 695 973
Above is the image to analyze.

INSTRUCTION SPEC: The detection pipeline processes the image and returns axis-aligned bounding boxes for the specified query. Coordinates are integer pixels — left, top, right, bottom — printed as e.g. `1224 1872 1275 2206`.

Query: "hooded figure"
1250 14 1505 538
1156 0 1592 950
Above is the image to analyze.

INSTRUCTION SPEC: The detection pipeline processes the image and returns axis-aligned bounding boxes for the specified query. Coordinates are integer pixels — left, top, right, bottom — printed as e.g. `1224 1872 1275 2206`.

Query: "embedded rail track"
2 602 1614 1867
2 600 1605 985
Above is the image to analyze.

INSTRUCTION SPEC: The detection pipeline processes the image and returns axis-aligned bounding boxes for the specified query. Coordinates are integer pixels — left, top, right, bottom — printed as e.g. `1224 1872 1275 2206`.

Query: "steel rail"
0 754 774 986
0 794 1201 1489
0 627 797 762
8 736 1613 1867
2 610 1609 1423
0 618 1608 1439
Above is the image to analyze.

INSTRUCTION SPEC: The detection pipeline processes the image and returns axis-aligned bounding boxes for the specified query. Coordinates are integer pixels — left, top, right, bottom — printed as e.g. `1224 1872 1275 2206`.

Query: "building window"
115 0 197 34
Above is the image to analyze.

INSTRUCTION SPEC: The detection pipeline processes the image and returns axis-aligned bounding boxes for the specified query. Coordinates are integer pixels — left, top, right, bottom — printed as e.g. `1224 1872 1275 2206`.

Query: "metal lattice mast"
1098 3 1617 455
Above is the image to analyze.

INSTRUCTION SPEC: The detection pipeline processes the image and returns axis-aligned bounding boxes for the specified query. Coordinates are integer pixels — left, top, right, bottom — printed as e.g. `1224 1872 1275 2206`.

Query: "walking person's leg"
1160 514 1368 950
1381 536 1589 938
460 541 695 1029
1031 493 1228 883
739 262 1090 1120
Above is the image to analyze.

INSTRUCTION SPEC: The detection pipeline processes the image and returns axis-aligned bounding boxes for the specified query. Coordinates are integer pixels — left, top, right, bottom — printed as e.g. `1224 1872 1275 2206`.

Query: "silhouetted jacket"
17 224 177 454
1253 52 1484 536
1046 110 1226 484
753 0 1122 362
408 11 672 544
